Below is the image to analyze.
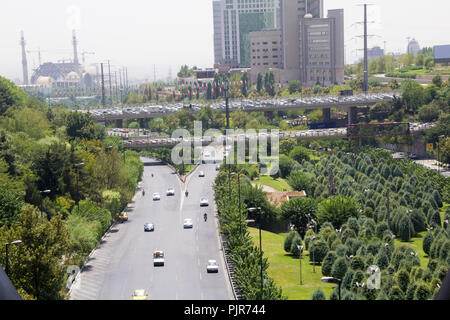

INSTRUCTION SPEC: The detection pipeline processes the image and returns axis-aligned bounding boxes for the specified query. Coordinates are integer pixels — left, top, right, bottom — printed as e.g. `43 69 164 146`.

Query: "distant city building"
299 10 344 87
407 38 421 56
212 0 281 68
280 0 323 82
24 30 98 89
434 45 450 63
368 46 385 60
212 0 344 87
249 29 282 83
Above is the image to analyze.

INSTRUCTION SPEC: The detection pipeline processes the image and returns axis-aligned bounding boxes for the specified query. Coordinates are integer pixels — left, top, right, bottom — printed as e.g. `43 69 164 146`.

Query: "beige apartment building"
249 29 283 83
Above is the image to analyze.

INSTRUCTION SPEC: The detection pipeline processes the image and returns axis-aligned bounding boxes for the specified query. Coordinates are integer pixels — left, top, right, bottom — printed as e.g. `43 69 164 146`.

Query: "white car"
153 193 161 201
183 219 193 229
166 188 175 196
144 223 155 232
200 198 209 207
207 260 219 273
153 251 165 267
199 171 205 177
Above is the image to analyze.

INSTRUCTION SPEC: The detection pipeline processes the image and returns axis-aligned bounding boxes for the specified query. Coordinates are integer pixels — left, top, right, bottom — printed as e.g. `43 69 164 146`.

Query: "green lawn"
394 232 428 269
253 176 292 192
248 228 334 300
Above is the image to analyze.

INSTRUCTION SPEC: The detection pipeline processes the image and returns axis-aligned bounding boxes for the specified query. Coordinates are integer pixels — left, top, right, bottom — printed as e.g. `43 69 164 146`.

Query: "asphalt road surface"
70 156 233 300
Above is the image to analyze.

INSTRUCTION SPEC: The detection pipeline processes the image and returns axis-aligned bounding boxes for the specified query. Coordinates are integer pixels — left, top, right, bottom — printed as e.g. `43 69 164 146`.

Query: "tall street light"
232 172 243 236
75 163 85 211
322 277 342 300
5 240 22 276
39 189 51 214
298 244 304 285
307 214 318 273
224 80 230 129
247 208 263 299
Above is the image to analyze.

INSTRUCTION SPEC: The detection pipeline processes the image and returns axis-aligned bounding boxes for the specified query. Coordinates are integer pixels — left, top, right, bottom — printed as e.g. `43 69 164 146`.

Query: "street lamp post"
307 215 318 273
39 190 51 214
75 163 85 211
5 240 22 276
232 172 243 236
224 80 230 129
322 277 342 300
246 211 263 299
298 245 304 285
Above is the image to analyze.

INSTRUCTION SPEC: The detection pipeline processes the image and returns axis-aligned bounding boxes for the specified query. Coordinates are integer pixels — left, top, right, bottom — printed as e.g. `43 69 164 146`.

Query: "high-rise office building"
299 9 344 87
213 0 281 68
280 0 323 77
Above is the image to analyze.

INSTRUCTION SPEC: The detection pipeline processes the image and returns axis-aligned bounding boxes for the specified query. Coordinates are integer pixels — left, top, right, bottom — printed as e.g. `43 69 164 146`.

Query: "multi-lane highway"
69 155 233 300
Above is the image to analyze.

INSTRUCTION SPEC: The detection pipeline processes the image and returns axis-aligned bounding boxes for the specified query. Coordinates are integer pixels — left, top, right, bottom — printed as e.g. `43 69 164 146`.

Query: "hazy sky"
1 0 449 83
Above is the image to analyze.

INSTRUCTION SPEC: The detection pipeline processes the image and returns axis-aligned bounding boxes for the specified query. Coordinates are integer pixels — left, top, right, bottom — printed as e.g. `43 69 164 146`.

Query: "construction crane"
81 51 95 64
27 48 71 68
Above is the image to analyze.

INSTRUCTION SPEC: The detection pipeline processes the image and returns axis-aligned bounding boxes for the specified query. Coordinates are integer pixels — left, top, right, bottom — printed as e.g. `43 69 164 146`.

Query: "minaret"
20 31 29 85
72 30 79 65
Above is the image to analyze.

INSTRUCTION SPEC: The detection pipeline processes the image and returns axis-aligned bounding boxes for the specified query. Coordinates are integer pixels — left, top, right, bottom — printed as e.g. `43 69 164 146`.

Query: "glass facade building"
213 0 280 68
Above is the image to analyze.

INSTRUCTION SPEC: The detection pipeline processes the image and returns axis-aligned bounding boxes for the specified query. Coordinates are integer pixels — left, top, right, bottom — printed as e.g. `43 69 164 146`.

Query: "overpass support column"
115 119 123 128
348 107 358 125
323 108 331 122
264 111 274 120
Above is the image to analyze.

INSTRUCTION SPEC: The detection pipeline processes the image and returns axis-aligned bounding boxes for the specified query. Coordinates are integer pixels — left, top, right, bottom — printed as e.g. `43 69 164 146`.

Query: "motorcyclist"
142 190 145 196
185 190 189 197
204 213 207 222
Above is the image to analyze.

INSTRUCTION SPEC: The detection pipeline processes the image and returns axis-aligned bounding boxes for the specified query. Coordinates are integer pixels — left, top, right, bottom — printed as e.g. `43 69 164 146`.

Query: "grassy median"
248 228 334 300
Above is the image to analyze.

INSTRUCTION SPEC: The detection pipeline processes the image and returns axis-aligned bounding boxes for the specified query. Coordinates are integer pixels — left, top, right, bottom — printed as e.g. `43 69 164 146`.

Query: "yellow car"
132 290 148 300
116 212 128 222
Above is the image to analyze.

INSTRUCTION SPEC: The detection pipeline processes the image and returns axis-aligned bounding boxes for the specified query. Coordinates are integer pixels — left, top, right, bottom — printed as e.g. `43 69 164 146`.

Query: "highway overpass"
120 123 431 150
84 93 399 125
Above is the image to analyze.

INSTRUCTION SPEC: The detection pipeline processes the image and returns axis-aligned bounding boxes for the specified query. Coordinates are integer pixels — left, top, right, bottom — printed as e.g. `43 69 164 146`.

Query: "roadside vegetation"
0 76 143 299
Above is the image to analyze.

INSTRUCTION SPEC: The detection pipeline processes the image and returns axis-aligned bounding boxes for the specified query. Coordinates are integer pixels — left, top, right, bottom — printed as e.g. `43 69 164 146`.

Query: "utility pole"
363 3 368 94
101 63 106 108
108 61 113 106
119 69 123 107
115 71 119 105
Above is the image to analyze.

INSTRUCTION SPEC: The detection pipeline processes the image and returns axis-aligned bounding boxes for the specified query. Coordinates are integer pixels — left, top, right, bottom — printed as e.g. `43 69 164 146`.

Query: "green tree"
0 189 24 228
281 197 317 238
322 251 338 276
0 76 25 115
331 257 348 280
311 288 326 300
284 231 297 253
289 146 311 163
309 239 329 264
279 139 297 155
0 207 71 300
287 171 313 193
317 196 360 229
414 281 431 300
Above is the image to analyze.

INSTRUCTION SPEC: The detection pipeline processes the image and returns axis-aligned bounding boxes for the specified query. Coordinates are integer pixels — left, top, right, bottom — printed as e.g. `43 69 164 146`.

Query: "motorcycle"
204 213 208 222
142 190 145 196
185 191 189 197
